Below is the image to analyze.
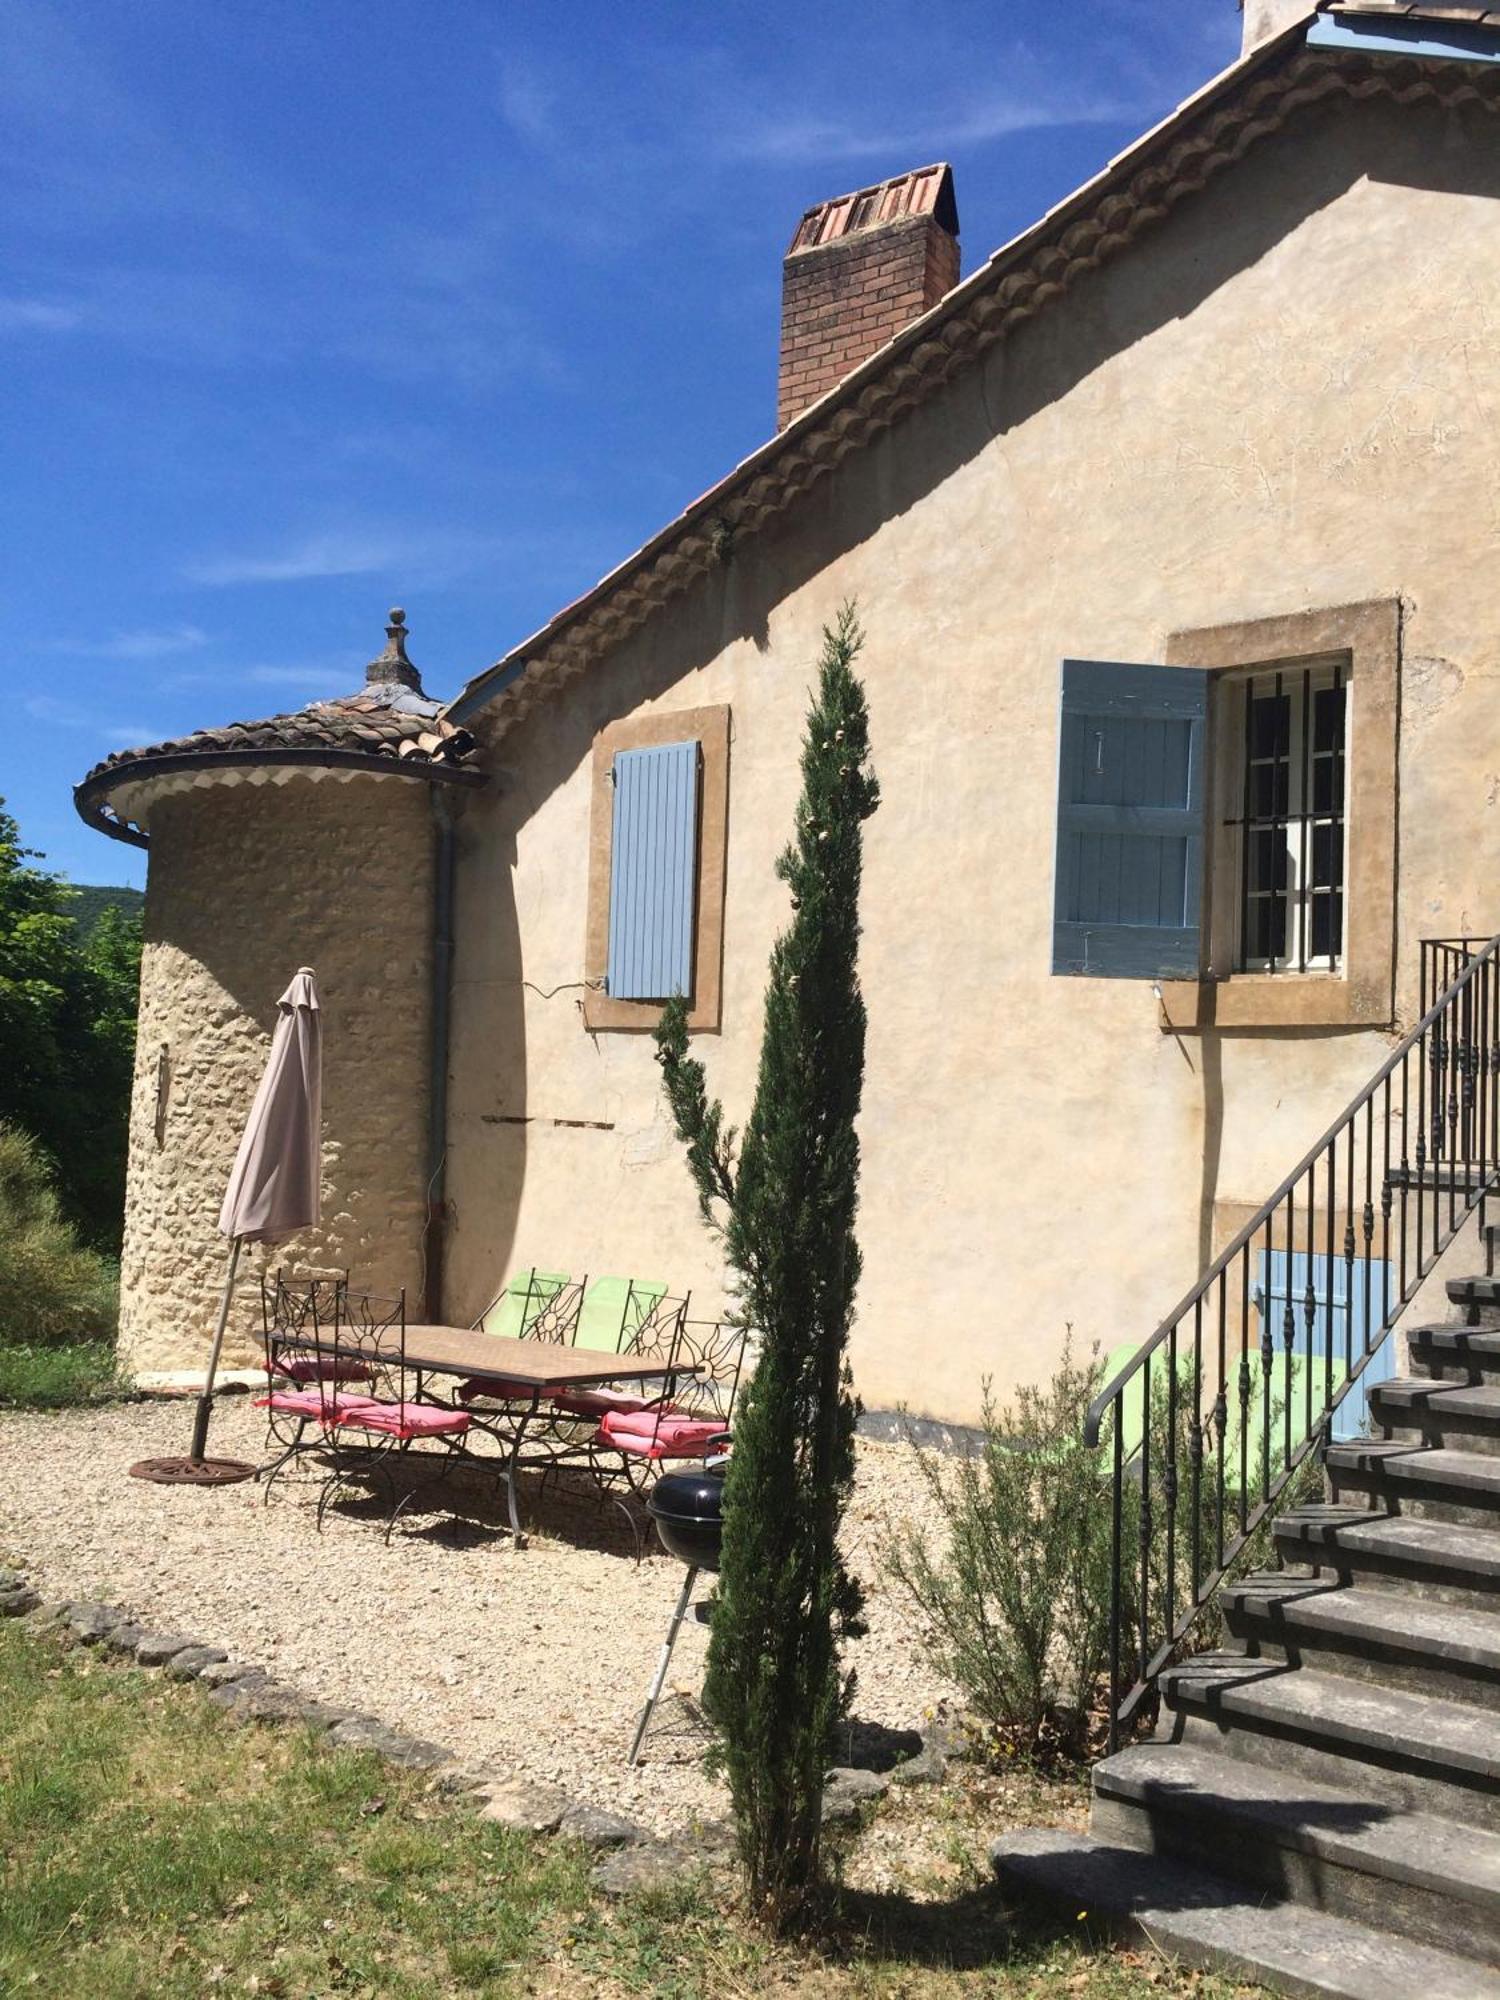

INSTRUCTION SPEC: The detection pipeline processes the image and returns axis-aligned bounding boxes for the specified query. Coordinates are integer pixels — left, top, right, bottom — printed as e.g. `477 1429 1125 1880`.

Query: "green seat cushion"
575 1277 668 1354
478 1270 570 1340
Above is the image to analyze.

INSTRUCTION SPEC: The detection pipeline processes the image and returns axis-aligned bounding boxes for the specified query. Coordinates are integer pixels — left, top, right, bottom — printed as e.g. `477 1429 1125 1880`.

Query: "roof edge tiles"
445 6 1500 736
75 610 483 849
1325 3 1500 21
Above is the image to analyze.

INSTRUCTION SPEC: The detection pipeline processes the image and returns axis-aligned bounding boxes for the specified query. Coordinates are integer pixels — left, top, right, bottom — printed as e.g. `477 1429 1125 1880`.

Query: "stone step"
1275 1503 1500 1609
1162 1656 1500 1829
991 1828 1500 2000
1408 1323 1500 1385
1223 1570 1500 1706
1092 1739 1500 1965
1371 1377 1500 1455
1385 1166 1494 1197
1326 1438 1500 1525
1447 1275 1500 1325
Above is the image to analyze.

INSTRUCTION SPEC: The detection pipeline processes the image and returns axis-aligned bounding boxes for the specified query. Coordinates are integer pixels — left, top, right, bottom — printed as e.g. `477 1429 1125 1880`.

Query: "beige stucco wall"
118 776 435 1378
443 89 1500 1427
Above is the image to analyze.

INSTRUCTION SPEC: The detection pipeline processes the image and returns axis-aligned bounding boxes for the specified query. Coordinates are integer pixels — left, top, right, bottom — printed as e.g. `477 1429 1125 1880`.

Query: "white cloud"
183 535 401 587
244 663 338 686
720 91 1140 167
0 295 79 331
183 525 527 590
498 64 558 147
23 693 156 740
49 623 208 660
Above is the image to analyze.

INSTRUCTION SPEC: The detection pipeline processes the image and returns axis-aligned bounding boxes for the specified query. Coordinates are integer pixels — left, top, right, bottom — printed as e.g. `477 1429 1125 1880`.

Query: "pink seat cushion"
335 1400 472 1440
597 1410 728 1459
270 1355 376 1386
551 1387 657 1420
254 1389 381 1421
457 1375 539 1404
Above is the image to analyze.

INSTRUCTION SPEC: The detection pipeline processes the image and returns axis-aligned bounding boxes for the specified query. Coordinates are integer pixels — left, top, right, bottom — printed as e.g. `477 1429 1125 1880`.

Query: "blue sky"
2 0 1240 887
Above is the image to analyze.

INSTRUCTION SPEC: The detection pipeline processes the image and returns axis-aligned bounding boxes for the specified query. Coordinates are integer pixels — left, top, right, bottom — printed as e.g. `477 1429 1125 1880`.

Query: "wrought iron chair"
315 1288 475 1540
586 1309 754 1511
549 1279 676 1422
450 1267 581 1415
255 1269 371 1497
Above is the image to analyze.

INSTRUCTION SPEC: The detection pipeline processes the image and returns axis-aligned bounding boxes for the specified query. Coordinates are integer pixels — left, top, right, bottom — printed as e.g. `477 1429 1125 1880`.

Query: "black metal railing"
1422 936 1489 1012
1086 933 1500 1748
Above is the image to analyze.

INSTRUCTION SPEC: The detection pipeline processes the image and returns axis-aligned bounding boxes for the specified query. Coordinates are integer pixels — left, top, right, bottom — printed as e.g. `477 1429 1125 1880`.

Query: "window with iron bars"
1230 662 1348 973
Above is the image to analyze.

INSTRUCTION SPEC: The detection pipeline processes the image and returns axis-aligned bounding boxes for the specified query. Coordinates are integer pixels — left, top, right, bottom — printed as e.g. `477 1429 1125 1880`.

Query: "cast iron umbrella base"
128 1456 256 1486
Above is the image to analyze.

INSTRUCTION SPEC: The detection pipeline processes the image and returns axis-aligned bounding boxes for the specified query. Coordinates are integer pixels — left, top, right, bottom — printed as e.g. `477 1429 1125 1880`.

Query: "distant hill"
67 884 145 936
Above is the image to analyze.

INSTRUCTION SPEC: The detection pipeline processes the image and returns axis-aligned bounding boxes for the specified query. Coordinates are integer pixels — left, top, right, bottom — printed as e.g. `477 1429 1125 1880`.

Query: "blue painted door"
1256 1250 1396 1442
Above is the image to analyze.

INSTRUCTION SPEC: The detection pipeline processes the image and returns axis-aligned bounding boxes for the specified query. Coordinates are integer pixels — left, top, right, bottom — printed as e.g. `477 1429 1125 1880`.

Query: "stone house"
77 0 1500 1426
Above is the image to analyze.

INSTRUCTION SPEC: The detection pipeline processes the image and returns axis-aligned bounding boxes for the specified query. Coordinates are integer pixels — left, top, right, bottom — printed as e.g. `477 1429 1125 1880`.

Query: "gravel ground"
0 1395 958 1838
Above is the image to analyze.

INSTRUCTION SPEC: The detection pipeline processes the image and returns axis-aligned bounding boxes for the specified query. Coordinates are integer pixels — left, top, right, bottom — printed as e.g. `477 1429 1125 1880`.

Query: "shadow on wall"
444 797 527 1316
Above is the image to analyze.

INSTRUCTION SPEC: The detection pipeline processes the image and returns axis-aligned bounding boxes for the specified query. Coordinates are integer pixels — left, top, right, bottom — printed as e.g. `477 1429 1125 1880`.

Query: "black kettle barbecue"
645 1462 725 1571
629 1448 729 1763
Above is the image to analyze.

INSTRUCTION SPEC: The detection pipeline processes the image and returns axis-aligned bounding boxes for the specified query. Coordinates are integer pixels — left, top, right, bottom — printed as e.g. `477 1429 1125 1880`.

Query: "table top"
399 1325 686 1389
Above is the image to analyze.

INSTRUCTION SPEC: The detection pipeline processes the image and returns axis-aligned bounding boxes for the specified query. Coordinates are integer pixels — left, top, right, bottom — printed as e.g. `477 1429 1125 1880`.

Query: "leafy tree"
0 1122 117 1348
656 604 878 1924
0 801 141 1251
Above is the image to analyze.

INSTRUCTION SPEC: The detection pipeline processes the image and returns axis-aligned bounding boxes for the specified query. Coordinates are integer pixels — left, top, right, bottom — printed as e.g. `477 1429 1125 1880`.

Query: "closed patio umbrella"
134 968 323 1484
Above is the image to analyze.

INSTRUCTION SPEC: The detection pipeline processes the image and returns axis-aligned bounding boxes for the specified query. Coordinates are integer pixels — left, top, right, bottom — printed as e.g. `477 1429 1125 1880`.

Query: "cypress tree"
655 602 878 1922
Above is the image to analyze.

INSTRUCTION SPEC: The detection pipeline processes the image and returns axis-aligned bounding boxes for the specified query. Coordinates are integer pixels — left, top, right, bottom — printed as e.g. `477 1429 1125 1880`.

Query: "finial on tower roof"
365 605 424 693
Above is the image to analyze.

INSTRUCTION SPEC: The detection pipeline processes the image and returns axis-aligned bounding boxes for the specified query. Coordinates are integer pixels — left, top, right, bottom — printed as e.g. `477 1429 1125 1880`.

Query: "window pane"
1237 668 1346 974
1312 820 1344 889
1245 892 1287 963
1314 685 1346 754
1248 829 1288 893
1251 694 1289 758
1311 889 1344 961
1251 761 1290 819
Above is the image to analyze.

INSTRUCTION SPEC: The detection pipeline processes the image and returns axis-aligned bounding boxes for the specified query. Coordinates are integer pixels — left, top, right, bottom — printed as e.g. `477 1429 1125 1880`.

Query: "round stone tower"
74 612 482 1381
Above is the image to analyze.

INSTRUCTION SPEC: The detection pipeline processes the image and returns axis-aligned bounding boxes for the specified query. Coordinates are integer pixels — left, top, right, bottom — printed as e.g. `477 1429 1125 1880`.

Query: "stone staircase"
993 1263 1500 1999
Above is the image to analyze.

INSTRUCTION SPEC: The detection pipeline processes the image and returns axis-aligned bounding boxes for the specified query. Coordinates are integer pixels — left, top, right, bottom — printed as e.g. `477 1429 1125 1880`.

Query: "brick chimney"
778 163 960 431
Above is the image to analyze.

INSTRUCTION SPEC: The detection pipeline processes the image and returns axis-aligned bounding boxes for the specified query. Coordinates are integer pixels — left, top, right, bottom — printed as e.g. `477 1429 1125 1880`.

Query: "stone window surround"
583 703 731 1033
1158 598 1399 1032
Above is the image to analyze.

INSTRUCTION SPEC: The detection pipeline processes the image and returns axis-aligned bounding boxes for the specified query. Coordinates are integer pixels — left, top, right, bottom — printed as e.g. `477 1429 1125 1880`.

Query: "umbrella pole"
189 1236 243 1464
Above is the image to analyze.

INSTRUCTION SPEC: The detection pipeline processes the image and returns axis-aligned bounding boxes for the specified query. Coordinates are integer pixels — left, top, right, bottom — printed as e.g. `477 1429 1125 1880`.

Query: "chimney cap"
787 162 958 256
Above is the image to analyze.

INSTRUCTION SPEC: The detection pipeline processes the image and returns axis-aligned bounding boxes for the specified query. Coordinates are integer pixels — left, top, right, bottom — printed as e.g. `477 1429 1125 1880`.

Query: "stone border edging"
0 1562 966 1897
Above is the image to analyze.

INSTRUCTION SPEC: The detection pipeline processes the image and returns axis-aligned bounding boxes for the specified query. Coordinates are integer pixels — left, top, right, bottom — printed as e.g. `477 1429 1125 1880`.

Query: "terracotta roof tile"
1325 2 1500 20
80 691 471 782
76 611 480 846
788 165 958 255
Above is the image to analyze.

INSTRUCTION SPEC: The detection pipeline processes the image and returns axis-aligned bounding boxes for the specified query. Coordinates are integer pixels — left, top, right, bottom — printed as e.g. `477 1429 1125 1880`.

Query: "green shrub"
0 1123 118 1349
884 1342 1327 1760
0 1341 120 1409
881 1341 1113 1758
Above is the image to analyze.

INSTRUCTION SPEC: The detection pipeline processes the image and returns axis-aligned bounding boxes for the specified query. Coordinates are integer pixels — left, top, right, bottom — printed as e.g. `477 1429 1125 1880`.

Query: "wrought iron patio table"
356 1323 689 1544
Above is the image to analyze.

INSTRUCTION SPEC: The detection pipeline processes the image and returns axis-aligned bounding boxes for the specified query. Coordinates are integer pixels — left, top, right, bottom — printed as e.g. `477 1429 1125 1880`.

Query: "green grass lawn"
0 1612 1264 1999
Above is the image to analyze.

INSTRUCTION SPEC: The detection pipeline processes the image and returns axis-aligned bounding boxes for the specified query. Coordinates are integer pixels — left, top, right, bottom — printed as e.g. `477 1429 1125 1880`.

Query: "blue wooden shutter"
1052 659 1208 978
607 740 701 1000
